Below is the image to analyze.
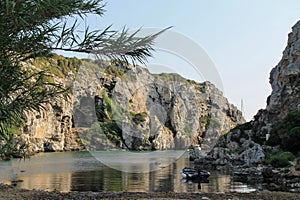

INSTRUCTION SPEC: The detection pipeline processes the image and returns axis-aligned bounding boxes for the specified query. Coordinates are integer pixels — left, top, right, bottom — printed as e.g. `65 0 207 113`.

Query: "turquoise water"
0 151 256 193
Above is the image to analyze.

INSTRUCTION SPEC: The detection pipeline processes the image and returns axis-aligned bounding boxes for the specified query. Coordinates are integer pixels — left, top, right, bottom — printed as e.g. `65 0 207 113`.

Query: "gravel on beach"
1 184 300 200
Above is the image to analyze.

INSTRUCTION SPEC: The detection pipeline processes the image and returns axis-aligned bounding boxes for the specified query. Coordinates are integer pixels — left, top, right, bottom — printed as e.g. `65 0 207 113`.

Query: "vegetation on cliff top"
30 54 82 79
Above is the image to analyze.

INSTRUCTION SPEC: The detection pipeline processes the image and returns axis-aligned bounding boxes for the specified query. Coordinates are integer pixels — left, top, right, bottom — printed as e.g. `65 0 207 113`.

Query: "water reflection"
0 151 256 193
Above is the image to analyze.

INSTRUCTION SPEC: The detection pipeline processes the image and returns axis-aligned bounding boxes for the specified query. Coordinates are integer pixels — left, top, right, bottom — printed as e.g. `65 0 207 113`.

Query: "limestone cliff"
201 20 300 166
20 57 244 152
258 20 300 125
19 56 83 153
72 63 244 151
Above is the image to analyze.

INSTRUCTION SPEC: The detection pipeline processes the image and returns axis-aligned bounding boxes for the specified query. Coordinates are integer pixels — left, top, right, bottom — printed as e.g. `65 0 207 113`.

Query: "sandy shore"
1 184 300 200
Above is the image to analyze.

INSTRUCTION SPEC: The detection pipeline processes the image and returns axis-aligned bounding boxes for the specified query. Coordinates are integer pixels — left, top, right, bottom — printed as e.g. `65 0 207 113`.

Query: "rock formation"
72 61 245 151
18 58 83 153
18 56 244 153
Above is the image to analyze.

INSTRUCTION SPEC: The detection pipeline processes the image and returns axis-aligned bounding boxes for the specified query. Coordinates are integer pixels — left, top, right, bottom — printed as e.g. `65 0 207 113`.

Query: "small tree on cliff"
0 0 159 159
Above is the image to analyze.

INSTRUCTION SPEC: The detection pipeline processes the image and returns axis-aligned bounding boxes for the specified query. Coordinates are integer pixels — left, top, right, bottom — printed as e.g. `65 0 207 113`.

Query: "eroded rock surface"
19 59 244 152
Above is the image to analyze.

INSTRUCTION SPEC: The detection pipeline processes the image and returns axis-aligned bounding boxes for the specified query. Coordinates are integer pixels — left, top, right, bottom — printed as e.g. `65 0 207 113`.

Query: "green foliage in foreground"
0 61 68 160
0 0 159 159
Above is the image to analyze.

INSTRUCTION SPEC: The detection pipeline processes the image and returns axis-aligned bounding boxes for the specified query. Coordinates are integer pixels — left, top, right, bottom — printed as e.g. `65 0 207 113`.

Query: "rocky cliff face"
73 63 244 151
259 20 300 125
19 59 83 153
200 20 300 167
20 58 244 152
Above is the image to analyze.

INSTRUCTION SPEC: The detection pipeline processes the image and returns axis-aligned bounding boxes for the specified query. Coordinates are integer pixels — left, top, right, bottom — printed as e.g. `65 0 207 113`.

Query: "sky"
63 0 300 121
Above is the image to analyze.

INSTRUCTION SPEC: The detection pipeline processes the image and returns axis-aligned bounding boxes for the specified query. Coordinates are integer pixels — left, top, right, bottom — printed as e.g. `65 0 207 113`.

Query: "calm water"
0 151 256 193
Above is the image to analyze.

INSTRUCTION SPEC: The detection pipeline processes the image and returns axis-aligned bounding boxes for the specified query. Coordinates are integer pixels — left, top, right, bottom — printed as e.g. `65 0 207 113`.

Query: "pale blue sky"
65 1 300 120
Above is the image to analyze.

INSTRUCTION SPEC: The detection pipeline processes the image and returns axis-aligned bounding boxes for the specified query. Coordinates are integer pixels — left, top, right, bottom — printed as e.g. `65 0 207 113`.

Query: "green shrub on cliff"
105 65 126 77
98 90 127 146
80 121 122 148
102 90 124 121
281 127 300 155
263 151 295 168
131 112 148 124
100 121 122 145
267 111 300 155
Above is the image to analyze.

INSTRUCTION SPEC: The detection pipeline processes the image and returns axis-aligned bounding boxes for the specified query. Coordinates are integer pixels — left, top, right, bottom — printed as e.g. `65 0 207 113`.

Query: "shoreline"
1 184 300 200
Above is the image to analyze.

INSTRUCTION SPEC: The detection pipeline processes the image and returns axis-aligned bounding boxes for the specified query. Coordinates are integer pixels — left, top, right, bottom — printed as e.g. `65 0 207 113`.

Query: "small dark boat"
181 167 210 179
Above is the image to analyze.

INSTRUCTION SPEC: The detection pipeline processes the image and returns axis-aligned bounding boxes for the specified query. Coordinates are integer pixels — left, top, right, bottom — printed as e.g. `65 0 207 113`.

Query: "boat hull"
181 167 210 180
